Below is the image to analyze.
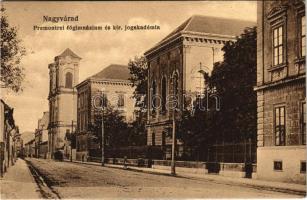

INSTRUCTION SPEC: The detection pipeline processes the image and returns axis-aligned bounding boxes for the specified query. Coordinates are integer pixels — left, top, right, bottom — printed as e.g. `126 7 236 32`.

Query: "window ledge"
160 110 167 115
267 63 288 72
294 57 306 64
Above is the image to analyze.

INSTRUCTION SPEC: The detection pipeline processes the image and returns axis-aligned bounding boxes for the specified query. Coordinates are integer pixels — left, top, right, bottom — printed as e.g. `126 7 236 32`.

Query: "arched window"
152 80 157 113
162 131 166 146
173 72 179 109
173 72 179 96
161 77 167 112
65 72 73 88
152 132 155 146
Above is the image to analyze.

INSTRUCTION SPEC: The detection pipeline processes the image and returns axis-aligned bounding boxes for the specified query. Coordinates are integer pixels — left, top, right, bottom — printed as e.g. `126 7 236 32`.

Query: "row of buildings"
0 99 22 177
23 112 49 158
27 0 305 184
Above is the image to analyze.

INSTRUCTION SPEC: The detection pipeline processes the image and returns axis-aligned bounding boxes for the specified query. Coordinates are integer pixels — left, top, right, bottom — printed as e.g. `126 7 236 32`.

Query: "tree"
128 56 148 110
1 8 26 93
175 27 257 161
89 106 130 149
209 27 257 144
127 55 148 146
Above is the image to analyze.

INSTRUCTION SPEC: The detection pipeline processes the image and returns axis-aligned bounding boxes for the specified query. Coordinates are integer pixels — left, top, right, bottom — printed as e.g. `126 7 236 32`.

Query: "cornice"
90 78 132 86
254 74 305 91
145 31 236 58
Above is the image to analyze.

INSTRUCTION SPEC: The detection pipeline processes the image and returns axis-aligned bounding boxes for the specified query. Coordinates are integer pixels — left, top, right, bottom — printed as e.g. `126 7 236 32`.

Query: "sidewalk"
65 159 306 195
0 159 42 199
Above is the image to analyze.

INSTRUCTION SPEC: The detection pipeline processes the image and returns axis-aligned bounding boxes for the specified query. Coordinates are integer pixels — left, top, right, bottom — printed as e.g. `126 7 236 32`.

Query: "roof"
56 48 81 59
38 111 49 129
91 64 131 81
146 15 255 55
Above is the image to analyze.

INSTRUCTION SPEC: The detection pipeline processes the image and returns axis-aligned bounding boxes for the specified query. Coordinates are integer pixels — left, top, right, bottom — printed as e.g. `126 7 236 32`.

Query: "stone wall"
261 81 305 146
256 0 306 184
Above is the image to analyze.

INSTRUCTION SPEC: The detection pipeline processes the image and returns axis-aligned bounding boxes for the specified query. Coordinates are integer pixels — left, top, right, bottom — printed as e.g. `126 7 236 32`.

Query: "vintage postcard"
0 1 306 199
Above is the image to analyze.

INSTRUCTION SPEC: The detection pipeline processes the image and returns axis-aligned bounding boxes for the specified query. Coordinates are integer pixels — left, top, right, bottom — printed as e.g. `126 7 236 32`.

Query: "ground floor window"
301 161 306 173
273 160 282 171
274 106 285 146
152 132 155 146
302 102 306 145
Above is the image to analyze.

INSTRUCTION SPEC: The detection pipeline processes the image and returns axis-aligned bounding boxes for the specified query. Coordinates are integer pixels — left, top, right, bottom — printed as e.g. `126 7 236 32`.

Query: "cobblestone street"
23 158 304 199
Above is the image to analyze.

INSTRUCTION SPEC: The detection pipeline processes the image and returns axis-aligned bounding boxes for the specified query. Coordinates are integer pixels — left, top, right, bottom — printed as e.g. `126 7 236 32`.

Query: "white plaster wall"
57 93 77 123
185 44 224 93
92 82 135 122
257 146 306 184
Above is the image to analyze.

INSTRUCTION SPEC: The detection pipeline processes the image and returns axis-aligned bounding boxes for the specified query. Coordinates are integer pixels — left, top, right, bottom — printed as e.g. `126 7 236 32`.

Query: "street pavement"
26 158 304 199
0 159 42 199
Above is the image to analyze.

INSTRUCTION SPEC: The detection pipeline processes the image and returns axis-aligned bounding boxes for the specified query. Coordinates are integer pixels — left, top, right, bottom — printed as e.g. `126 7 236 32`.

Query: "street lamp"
171 72 178 176
101 109 105 166
92 91 106 166
171 106 176 175
99 91 106 167
70 120 74 162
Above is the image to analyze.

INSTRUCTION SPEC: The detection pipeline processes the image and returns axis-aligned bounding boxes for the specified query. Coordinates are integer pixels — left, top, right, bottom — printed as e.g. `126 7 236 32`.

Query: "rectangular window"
302 102 306 145
77 96 81 109
117 94 125 108
275 106 286 146
80 114 83 131
301 16 306 57
102 93 108 108
273 26 284 66
152 132 155 146
274 161 283 171
301 161 306 173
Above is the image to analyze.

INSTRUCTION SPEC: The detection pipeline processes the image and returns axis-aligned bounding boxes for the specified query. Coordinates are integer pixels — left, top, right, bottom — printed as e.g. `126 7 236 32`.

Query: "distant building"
75 64 135 161
48 48 81 158
24 139 35 158
34 112 49 158
144 15 254 158
255 0 306 183
14 133 23 158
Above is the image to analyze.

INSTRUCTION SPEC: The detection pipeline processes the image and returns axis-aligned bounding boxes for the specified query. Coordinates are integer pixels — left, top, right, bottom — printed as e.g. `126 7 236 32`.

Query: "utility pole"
171 109 176 175
171 74 177 176
71 120 73 162
101 110 105 166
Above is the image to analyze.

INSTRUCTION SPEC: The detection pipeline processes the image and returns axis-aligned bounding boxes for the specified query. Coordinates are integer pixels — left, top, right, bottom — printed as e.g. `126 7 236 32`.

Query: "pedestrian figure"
123 156 127 169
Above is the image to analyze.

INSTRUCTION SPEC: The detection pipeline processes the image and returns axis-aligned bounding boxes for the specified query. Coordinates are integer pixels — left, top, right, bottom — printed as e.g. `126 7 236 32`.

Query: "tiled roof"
148 15 256 53
91 64 131 81
57 48 81 59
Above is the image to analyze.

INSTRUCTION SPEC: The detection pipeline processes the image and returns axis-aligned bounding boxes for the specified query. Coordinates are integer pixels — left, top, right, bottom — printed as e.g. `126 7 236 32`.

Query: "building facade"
145 15 254 158
256 0 306 183
34 111 49 158
48 48 80 158
24 139 35 158
0 99 16 177
75 64 135 161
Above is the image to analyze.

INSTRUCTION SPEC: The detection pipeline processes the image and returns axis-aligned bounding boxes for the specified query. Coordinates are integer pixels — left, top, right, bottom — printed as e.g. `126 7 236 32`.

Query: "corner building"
48 48 80 158
256 0 306 183
75 64 135 161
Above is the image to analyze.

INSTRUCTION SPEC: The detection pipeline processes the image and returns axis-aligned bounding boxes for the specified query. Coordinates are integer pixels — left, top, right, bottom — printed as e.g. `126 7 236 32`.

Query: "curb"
25 159 61 199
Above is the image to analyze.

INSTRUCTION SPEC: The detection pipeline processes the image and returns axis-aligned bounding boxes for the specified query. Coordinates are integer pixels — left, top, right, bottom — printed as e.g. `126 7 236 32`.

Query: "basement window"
274 161 283 171
301 161 306 173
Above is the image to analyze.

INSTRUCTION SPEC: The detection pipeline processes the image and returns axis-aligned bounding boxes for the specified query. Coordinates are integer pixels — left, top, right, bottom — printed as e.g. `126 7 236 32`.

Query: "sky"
2 1 257 133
